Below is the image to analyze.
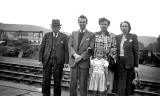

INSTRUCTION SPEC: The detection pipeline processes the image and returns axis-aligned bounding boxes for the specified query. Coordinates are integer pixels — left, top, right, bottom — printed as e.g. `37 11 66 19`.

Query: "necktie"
55 32 57 37
77 31 84 51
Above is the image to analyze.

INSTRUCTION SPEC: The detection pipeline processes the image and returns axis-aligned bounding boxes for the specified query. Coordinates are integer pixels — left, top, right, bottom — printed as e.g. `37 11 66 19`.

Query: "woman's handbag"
132 70 143 89
108 55 117 71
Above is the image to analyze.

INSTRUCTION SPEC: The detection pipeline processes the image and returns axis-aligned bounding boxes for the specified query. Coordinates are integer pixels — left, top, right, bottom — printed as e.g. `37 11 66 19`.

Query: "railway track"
0 61 70 87
0 58 160 96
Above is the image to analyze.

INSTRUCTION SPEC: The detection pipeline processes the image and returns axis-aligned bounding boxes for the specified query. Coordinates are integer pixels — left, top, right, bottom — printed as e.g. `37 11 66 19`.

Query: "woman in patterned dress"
89 17 117 96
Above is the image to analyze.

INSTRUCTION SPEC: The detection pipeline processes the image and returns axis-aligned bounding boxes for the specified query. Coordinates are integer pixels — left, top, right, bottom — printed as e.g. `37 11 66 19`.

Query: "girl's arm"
104 67 109 85
89 59 94 75
103 60 110 85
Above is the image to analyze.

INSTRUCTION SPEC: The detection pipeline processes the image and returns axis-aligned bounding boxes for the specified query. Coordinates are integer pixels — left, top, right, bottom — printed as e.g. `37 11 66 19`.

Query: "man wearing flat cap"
39 19 69 96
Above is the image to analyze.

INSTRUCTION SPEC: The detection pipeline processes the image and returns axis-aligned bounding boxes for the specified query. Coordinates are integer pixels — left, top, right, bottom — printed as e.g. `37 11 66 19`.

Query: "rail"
0 57 160 96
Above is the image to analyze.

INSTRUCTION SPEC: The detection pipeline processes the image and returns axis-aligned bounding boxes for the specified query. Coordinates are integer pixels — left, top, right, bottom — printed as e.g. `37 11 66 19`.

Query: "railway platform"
0 81 70 96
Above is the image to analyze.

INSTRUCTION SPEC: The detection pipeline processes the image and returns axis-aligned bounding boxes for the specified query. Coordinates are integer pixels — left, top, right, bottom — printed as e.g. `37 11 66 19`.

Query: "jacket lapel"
79 30 90 48
56 32 61 46
75 31 79 51
125 33 131 40
123 33 131 48
49 32 53 47
119 34 123 46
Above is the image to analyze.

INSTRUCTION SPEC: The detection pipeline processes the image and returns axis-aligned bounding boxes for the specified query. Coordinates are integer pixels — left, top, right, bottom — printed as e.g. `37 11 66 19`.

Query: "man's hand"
74 56 82 64
73 53 82 64
74 53 80 59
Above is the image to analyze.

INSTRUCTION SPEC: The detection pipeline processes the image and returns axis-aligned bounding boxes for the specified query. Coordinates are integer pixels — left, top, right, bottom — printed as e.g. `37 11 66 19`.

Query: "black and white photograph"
0 0 160 96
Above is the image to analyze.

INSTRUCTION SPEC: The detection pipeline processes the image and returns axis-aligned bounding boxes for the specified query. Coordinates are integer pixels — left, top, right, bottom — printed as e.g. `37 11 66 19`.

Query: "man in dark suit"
39 19 69 96
115 21 139 96
68 15 93 96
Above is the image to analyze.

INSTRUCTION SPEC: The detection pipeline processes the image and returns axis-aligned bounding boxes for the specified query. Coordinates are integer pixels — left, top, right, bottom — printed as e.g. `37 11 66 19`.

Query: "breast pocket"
83 38 90 48
58 40 65 48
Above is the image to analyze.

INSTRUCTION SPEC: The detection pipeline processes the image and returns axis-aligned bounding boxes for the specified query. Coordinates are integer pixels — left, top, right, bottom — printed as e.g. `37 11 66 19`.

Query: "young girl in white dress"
89 52 110 96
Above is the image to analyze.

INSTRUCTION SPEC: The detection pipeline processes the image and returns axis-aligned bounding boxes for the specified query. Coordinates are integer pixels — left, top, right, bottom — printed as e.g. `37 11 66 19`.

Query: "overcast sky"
0 0 159 37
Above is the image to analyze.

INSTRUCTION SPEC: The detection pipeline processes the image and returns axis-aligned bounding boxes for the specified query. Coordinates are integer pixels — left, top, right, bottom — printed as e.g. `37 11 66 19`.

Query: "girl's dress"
89 58 109 92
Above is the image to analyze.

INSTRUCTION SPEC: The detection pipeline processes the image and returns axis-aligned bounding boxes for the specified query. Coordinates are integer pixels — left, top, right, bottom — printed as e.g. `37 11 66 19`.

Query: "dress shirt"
120 35 126 56
53 32 59 38
79 29 86 33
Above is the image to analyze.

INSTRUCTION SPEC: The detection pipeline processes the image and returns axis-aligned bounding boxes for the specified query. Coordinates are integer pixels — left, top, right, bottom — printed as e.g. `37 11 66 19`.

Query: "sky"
0 0 159 37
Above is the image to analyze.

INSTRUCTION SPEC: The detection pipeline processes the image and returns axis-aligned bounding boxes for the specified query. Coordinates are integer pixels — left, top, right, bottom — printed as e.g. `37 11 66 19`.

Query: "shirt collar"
79 29 87 33
98 31 110 36
53 32 59 37
123 33 130 37
122 34 126 38
95 58 103 61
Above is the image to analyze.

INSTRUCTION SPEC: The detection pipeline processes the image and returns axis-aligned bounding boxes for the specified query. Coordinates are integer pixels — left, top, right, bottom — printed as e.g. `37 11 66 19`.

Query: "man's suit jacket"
39 32 69 68
116 33 139 69
68 30 93 68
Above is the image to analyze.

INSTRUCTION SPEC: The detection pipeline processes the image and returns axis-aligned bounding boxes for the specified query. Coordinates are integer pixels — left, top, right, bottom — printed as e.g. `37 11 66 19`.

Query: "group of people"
39 15 139 96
